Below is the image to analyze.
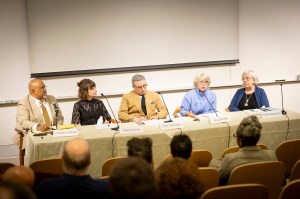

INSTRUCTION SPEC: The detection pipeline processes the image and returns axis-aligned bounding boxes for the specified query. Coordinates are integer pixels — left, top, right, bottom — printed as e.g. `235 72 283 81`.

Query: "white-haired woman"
180 73 217 118
229 70 269 112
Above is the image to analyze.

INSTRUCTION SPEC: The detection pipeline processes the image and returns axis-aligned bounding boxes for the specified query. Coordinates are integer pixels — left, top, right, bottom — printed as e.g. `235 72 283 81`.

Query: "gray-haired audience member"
0 181 36 199
109 157 158 199
218 115 277 185
155 158 204 199
170 134 192 159
127 137 153 165
36 138 113 199
3 166 35 189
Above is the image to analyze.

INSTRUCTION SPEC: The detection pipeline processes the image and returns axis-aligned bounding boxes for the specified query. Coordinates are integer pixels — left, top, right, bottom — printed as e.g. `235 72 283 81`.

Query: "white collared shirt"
30 95 53 130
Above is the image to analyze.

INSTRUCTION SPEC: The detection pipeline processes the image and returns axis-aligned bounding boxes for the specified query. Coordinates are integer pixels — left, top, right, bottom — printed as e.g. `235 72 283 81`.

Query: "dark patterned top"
71 99 111 125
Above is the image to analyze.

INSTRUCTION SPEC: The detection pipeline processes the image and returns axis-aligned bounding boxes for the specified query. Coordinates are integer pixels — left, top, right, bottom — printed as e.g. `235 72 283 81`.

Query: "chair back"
228 161 285 199
102 157 127 177
189 150 212 167
0 163 15 174
276 139 300 177
290 159 300 182
200 183 269 199
30 158 63 188
198 167 219 191
279 179 300 199
221 144 268 158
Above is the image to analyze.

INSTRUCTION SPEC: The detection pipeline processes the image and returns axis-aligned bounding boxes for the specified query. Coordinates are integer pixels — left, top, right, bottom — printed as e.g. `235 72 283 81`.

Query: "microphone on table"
203 91 218 117
101 93 119 131
158 92 173 123
52 102 59 129
279 83 287 115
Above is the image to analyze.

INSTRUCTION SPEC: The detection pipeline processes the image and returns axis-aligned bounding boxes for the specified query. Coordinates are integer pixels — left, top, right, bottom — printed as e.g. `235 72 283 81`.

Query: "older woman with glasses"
180 73 217 118
228 70 269 111
218 115 277 185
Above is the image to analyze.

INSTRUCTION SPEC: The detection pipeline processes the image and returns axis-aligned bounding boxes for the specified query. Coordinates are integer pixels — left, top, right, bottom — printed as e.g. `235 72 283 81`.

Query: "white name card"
209 115 232 124
53 128 79 137
119 126 144 135
261 110 282 119
160 122 183 130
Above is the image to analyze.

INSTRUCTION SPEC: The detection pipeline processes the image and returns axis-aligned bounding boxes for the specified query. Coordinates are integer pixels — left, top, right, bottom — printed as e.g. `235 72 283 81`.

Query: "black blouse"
71 99 111 125
238 92 259 110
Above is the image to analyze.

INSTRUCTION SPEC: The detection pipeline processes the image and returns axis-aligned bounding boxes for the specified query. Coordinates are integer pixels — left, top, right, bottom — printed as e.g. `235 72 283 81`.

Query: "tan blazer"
219 146 278 184
14 95 64 148
118 91 167 122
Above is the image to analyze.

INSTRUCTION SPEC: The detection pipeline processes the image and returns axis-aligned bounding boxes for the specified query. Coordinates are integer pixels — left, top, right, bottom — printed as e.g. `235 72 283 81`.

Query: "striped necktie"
40 100 51 126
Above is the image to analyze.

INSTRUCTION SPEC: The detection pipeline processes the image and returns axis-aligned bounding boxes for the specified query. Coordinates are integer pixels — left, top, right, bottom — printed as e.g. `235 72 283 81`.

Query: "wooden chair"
228 161 285 199
200 183 269 199
173 106 181 118
29 158 63 188
198 167 220 191
275 139 300 178
15 128 25 165
279 179 300 199
189 150 212 167
221 144 268 158
290 159 300 182
102 157 127 177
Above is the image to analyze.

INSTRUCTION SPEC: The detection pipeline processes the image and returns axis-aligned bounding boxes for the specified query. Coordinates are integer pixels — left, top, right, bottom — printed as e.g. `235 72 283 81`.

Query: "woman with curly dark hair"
155 158 204 199
71 79 111 125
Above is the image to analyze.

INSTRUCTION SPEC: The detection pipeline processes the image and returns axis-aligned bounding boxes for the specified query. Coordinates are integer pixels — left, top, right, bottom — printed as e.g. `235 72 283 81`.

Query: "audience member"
180 73 217 117
118 74 167 123
71 79 112 125
35 138 113 199
218 115 277 185
109 157 158 199
14 79 64 148
170 134 192 159
0 181 36 199
3 166 35 189
155 158 204 199
127 137 153 165
229 70 269 111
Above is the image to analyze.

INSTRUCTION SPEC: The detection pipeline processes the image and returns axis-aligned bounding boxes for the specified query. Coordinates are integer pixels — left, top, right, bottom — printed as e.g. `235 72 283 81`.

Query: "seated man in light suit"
14 79 64 148
118 74 167 123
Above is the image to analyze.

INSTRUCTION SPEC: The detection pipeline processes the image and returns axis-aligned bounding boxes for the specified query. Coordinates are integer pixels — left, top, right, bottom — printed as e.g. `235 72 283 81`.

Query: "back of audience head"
3 166 35 189
127 137 153 165
170 134 192 159
0 181 36 199
235 115 262 147
109 157 158 199
155 158 204 199
62 138 91 175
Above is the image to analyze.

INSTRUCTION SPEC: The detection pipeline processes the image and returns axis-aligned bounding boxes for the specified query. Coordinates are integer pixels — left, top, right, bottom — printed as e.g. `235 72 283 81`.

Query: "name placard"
53 128 79 137
209 115 232 124
119 126 144 135
261 110 282 119
160 122 183 130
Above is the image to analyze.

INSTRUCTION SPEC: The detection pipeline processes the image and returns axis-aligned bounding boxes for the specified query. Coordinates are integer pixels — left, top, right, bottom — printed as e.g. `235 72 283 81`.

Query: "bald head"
63 138 91 174
28 79 47 100
3 166 35 189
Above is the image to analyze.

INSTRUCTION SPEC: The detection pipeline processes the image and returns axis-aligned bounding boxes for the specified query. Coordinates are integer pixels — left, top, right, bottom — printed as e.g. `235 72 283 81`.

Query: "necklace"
244 93 253 106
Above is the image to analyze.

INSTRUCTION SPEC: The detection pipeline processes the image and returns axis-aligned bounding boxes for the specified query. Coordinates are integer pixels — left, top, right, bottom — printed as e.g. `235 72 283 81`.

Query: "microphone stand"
280 83 287 115
202 91 218 117
158 92 173 123
101 93 120 131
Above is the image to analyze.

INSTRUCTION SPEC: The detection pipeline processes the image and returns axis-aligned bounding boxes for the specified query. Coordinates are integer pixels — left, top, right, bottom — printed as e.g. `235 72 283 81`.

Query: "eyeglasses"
134 84 147 89
37 85 47 91
233 134 237 139
198 81 209 85
243 76 253 81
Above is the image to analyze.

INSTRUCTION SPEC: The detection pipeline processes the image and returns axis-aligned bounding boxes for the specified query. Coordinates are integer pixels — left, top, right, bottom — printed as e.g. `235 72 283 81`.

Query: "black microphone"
157 92 173 123
202 91 218 117
101 93 119 131
280 83 287 115
52 102 59 129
